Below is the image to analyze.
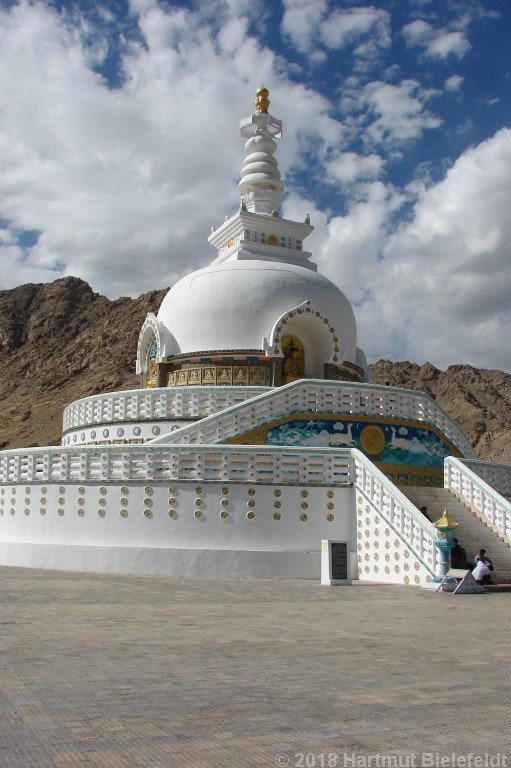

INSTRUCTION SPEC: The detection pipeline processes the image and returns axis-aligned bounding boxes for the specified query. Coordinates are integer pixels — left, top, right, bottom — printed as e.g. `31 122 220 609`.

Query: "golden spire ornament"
255 86 269 114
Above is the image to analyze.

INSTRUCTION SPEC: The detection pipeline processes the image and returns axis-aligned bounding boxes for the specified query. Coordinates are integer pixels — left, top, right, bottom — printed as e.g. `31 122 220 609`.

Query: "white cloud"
445 74 464 91
403 19 471 60
361 80 442 150
281 1 390 66
314 129 511 371
0 0 342 296
326 152 384 185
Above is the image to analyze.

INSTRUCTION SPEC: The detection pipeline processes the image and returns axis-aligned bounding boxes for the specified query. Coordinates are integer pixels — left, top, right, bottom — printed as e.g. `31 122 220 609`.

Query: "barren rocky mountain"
1 277 510 462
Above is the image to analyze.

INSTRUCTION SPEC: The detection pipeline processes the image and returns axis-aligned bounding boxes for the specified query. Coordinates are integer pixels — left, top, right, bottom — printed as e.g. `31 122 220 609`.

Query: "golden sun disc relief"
359 425 386 456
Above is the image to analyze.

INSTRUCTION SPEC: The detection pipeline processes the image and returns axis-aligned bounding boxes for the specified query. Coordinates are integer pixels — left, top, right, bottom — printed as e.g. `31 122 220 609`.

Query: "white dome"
157 260 357 368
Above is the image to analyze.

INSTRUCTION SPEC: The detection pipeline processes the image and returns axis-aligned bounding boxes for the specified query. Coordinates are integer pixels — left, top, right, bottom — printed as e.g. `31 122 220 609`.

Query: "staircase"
401 486 511 584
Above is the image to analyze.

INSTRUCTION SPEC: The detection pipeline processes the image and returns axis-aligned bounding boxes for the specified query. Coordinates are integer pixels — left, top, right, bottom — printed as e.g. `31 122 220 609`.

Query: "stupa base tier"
0 542 325 579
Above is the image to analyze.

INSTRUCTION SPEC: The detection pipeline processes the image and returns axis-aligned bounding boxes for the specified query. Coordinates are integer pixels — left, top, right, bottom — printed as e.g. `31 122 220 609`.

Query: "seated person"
472 558 493 586
450 538 472 569
474 548 493 570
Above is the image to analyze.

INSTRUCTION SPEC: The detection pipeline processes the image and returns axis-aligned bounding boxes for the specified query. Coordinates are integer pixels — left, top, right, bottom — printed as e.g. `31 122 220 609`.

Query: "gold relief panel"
250 366 268 386
188 367 202 385
176 370 188 387
233 366 249 385
202 367 217 385
217 366 233 385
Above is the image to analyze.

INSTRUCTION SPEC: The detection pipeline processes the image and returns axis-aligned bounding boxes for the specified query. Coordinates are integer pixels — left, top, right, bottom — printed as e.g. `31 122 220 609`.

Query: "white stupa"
2 88 508 588
137 87 367 391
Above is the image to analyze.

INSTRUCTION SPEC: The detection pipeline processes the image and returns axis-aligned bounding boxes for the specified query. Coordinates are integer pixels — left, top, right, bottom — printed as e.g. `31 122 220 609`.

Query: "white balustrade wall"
461 459 511 499
352 449 437 583
445 457 511 543
61 386 271 445
151 379 475 458
0 444 439 583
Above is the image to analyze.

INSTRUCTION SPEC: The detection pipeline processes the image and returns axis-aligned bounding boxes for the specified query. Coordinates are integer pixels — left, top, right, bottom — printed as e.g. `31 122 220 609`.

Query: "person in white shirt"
472 559 492 585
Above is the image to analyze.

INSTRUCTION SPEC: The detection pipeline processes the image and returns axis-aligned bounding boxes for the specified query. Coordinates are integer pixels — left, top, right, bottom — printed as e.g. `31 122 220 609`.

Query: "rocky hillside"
0 277 510 462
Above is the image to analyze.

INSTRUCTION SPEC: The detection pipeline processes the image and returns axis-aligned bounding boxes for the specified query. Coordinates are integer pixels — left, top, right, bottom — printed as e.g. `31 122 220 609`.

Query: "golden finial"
433 510 459 529
255 86 269 114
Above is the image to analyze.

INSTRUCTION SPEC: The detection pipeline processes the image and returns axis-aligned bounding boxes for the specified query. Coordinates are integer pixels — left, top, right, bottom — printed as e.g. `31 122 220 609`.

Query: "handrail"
0 443 352 486
61 386 271 433
149 379 475 458
445 457 511 542
461 459 511 499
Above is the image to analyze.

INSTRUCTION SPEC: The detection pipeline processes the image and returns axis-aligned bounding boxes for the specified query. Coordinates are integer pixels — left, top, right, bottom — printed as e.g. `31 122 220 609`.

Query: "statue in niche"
282 335 305 384
146 339 158 388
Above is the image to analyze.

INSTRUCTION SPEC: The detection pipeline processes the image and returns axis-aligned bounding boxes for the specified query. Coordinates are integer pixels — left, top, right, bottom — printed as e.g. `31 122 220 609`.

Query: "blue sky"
0 0 510 370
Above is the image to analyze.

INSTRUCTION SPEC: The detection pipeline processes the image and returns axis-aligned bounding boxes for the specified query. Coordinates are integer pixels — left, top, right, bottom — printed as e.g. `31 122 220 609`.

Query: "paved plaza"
0 567 510 768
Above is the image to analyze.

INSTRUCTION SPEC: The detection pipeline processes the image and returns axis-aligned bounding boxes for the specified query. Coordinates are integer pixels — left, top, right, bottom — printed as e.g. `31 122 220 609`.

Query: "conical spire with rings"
238 87 284 215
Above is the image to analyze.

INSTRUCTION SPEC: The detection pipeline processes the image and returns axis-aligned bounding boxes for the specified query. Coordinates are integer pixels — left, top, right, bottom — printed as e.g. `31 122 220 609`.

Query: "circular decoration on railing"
220 510 228 519
78 509 85 517
152 426 161 435
394 539 400 547
59 487 65 494
404 550 410 558
25 487 31 494
194 498 202 507
40 509 46 516
78 497 85 506
374 528 379 537
357 531 362 539
385 541 390 550
24 509 30 516
221 499 228 507
168 510 177 518
121 498 129 507
374 565 379 574
365 517 370 526
58 509 65 516
414 562 420 571
79 487 86 495
384 528 390 536
327 491 334 499
194 510 202 518
143 509 152 518
247 500 255 508
91 431 96 439
144 498 153 507
10 509 15 515
301 490 308 498
274 489 281 497
117 428 124 437
195 487 202 495
99 498 107 507
248 488 256 496
364 566 370 573
81 433 86 441
221 487 229 495
144 487 153 496
300 513 308 522
168 497 176 506
246 511 255 520
327 514 334 522
414 575 421 584
404 575 410 584
120 486 128 495
274 501 281 509
385 553 390 562
103 429 109 438
58 497 65 505
394 565 400 573
327 502 334 510
404 562 409 572
273 512 281 521
301 502 308 510
25 497 30 505
100 487 107 495
364 541 370 550
133 427 141 436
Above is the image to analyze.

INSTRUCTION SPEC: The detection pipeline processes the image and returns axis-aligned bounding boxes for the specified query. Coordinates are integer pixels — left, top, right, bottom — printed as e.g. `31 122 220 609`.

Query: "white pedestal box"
321 540 352 585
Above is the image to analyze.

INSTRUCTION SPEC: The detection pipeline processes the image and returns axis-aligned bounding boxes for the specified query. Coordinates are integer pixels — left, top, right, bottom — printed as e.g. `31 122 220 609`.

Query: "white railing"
61 386 271 433
0 444 351 486
352 449 437 576
445 457 511 542
461 459 511 499
151 379 475 458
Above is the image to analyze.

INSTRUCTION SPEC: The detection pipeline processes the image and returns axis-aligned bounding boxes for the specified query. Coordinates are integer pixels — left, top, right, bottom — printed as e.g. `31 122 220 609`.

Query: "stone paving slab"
0 567 510 767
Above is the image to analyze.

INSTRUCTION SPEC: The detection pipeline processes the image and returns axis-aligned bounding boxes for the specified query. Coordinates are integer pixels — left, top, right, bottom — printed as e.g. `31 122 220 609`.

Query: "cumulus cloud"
0 0 341 296
314 129 511 370
325 152 384 185
445 74 464 91
403 19 471 60
281 1 390 67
